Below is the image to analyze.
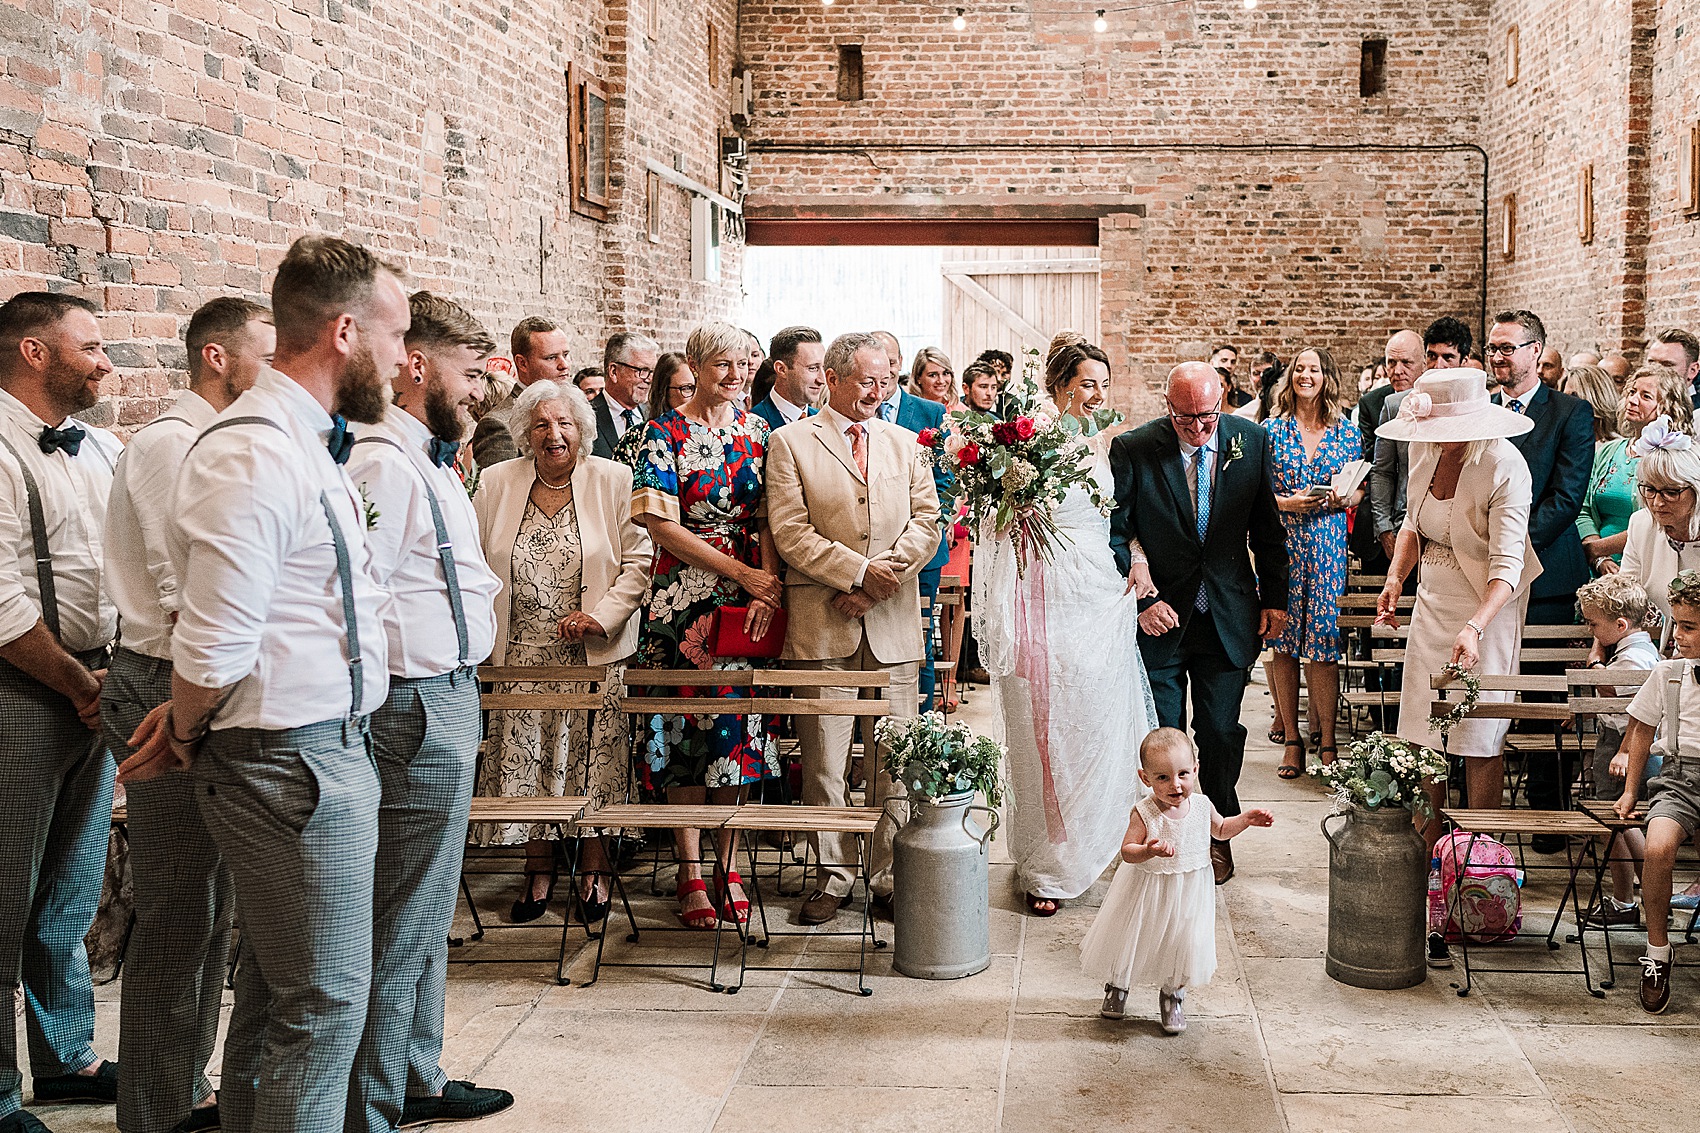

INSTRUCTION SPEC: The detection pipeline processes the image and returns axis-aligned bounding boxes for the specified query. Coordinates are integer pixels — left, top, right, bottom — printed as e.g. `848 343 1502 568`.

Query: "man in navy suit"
588 331 656 459
1488 309 1594 825
751 326 825 431
1110 363 1289 884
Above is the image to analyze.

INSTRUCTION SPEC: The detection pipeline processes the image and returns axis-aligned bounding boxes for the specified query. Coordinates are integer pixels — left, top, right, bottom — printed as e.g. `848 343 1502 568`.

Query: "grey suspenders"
0 432 62 639
351 434 471 667
194 415 366 716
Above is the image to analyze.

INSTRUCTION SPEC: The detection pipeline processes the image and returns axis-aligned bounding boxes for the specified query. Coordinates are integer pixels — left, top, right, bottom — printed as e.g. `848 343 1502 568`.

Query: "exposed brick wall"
0 0 741 429
739 2 1489 421
1646 0 1700 335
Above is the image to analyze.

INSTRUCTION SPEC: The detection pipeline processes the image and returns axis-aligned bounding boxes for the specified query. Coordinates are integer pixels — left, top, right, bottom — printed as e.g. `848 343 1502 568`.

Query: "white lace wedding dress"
976 432 1157 900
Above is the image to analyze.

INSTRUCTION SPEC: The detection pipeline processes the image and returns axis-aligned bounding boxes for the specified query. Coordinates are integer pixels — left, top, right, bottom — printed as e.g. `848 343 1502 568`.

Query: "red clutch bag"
712 606 788 659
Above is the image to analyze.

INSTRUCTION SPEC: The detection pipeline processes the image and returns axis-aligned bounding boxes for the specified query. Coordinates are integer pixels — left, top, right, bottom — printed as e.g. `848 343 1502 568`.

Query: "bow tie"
324 415 353 465
38 423 85 457
428 437 460 468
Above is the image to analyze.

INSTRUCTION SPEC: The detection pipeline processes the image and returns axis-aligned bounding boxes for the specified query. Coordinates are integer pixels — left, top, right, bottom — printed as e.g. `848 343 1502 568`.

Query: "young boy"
1616 569 1700 1013
1577 574 1662 926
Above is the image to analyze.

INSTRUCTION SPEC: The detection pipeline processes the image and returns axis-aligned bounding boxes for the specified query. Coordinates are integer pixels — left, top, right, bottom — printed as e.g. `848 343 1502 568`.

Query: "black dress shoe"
1210 839 1235 886
0 1111 52 1133
399 1081 515 1128
33 1060 118 1104
174 1104 220 1132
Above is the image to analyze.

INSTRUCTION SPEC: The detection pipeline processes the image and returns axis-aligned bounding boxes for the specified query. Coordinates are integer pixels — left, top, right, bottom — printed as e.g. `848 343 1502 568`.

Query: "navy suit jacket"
1497 382 1592 603
589 393 645 460
1109 413 1289 670
750 395 814 433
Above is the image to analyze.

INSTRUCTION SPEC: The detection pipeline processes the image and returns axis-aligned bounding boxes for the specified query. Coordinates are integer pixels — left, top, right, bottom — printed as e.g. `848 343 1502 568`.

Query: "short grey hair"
603 330 659 373
825 331 883 377
511 379 598 465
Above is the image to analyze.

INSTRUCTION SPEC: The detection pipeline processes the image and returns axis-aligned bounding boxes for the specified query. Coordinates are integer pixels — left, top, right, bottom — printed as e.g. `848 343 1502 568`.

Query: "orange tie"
847 423 868 480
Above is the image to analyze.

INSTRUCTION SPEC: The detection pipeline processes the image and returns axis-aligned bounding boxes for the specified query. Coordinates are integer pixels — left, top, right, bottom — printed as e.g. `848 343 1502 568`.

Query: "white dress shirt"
0 387 120 653
608 395 643 440
1628 657 1700 761
346 408 500 678
1178 431 1218 500
769 389 808 424
105 389 218 660
169 367 391 729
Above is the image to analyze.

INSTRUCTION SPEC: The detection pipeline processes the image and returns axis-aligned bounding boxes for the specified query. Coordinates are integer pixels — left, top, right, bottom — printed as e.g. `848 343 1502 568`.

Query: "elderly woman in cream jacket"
474 379 652 925
1376 369 1541 824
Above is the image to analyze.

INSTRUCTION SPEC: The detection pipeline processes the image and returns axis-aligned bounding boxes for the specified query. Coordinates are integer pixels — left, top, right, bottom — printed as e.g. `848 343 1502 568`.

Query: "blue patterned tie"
1507 398 1524 415
880 401 896 424
1194 447 1211 612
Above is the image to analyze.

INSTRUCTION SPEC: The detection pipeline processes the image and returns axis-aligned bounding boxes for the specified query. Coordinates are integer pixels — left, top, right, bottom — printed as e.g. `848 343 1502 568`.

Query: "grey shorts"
1648 760 1700 836
1591 725 1661 802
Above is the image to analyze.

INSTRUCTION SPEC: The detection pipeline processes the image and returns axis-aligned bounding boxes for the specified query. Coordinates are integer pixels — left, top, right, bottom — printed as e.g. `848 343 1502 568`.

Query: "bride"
975 342 1158 915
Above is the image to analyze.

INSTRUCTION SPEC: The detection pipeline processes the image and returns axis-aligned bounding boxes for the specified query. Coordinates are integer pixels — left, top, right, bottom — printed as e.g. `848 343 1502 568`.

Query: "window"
1505 25 1520 86
567 64 609 221
1680 122 1700 217
647 0 660 42
837 44 864 102
1578 163 1594 244
1359 38 1387 98
646 170 663 244
707 20 720 87
1501 193 1517 260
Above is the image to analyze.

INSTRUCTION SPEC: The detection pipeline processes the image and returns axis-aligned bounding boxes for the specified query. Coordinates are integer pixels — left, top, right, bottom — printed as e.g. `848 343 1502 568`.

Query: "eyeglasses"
1166 400 1223 427
1639 483 1695 503
612 361 654 379
1483 340 1539 358
670 383 696 397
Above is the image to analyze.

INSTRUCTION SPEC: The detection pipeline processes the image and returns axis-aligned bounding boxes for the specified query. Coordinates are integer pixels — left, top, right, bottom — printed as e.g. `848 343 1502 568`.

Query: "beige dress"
474 498 629 844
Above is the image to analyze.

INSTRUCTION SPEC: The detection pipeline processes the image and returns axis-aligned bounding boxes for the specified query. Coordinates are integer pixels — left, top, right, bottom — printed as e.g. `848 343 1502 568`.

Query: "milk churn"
1321 804 1428 990
892 792 998 979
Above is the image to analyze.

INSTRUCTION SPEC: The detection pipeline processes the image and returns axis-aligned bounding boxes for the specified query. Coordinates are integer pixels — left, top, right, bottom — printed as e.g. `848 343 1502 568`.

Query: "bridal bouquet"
944 348 1121 572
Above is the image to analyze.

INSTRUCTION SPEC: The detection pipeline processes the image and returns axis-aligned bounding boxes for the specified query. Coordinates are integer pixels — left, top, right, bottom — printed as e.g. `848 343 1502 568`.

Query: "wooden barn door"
941 246 1100 373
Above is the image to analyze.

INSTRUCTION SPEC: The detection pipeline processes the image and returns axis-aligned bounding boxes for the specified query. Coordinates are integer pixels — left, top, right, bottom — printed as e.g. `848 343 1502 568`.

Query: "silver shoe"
1158 987 1187 1034
1100 984 1128 1020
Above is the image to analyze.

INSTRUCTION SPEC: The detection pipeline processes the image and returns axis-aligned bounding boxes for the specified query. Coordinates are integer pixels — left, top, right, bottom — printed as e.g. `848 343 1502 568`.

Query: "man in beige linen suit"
766 332 941 925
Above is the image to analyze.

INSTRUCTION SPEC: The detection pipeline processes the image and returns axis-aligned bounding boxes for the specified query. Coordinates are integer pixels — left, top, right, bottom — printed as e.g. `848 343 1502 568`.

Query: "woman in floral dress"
1263 347 1363 777
632 322 784 928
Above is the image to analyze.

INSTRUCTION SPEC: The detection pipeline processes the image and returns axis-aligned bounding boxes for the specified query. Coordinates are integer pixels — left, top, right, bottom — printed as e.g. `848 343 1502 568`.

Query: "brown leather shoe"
1640 953 1673 1014
1210 839 1235 886
799 889 849 925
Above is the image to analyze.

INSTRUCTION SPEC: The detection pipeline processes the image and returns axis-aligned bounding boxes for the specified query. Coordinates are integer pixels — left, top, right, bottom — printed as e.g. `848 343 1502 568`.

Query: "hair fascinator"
1631 415 1694 458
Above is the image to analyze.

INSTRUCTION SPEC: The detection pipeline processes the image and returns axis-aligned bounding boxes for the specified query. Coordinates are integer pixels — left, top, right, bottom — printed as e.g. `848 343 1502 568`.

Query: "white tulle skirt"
1078 863 1218 991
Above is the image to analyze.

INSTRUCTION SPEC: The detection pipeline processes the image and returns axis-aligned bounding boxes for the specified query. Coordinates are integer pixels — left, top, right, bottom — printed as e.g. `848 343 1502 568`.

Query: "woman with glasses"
1263 347 1362 778
1577 365 1695 575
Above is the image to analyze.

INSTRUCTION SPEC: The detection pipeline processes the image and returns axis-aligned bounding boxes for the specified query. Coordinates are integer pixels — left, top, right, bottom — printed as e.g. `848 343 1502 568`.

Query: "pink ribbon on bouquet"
1013 561 1067 844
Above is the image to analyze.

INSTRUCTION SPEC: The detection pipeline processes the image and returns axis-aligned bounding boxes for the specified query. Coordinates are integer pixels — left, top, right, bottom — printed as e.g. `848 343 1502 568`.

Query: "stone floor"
21 672 1700 1132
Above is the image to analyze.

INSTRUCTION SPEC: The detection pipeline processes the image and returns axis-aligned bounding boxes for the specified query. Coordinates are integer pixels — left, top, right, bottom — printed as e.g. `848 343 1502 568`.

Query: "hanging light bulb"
1094 9 1107 33
952 7 966 30
1243 0 1258 9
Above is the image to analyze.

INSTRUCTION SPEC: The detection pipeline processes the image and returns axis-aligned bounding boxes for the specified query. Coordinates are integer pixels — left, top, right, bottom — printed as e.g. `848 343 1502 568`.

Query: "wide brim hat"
1374 368 1535 444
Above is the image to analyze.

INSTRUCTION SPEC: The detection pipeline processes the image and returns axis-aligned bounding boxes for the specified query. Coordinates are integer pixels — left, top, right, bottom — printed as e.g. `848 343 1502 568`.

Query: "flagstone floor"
21 671 1700 1132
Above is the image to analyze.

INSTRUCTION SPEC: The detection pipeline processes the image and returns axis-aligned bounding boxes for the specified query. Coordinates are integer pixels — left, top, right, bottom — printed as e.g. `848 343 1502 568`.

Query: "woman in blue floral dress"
632 322 784 928
1262 347 1363 778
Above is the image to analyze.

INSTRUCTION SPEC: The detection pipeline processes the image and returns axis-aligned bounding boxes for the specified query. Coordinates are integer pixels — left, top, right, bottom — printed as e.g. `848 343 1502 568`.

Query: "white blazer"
1620 507 1700 638
1402 438 1543 599
474 455 652 666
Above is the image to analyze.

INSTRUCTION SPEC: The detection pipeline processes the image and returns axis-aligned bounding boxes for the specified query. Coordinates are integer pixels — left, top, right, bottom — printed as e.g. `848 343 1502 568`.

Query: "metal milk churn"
1321 804 1428 990
892 791 998 979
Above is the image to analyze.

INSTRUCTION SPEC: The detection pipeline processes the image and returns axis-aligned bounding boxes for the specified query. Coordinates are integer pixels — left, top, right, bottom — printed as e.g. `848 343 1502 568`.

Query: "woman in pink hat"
1375 368 1542 830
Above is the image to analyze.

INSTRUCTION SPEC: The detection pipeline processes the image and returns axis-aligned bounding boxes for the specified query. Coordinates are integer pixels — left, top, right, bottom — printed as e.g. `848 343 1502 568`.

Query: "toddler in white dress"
1080 728 1273 1033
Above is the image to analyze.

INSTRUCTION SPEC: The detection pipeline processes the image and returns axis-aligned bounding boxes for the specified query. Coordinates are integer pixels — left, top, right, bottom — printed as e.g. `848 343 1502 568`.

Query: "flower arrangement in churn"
1309 731 1450 819
878 712 1006 813
944 348 1122 574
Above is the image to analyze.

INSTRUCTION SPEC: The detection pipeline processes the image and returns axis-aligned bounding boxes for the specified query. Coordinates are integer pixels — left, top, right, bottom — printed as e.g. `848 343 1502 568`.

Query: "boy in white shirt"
1617 569 1700 1013
1576 574 1661 927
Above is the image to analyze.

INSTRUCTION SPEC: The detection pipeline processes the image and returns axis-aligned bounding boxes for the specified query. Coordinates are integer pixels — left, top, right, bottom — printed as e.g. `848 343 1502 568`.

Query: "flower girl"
1080 728 1273 1033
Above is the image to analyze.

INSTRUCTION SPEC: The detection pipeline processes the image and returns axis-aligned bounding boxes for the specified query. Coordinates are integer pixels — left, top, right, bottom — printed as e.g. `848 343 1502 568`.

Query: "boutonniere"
358 483 381 531
461 457 482 499
1224 434 1245 468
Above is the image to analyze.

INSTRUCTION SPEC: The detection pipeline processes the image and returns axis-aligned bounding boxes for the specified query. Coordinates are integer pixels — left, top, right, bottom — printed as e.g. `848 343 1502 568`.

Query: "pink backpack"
1434 831 1523 944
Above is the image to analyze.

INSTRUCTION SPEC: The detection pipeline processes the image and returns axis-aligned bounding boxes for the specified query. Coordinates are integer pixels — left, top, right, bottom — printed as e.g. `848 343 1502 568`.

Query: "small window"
1501 192 1517 260
708 21 719 87
837 44 864 102
1359 38 1387 98
646 170 663 244
567 64 609 221
1578 163 1594 245
647 0 660 42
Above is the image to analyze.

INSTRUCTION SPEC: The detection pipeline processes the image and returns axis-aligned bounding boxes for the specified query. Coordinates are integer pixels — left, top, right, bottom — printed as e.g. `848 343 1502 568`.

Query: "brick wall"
0 0 741 429
1646 0 1700 336
739 2 1490 420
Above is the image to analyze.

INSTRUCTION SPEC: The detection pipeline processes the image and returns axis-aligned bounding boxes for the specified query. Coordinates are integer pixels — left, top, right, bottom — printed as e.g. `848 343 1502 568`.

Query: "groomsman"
124 235 403 1133
767 332 941 924
101 296 273 1133
0 293 123 1133
751 325 824 429
1110 362 1288 885
343 292 510 1130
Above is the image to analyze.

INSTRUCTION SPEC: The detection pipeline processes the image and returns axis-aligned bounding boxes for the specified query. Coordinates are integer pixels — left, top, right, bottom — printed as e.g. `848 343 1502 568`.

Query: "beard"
422 378 469 442
333 339 389 424
46 350 101 414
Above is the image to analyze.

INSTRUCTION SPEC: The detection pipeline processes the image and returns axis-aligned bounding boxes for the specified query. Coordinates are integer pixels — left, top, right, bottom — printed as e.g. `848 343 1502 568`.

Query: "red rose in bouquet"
990 421 1020 445
917 427 940 447
1014 416 1036 440
956 442 982 466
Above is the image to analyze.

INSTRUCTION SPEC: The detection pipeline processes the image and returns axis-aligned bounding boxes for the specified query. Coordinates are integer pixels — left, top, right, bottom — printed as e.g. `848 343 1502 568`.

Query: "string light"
952 7 966 30
1094 9 1107 32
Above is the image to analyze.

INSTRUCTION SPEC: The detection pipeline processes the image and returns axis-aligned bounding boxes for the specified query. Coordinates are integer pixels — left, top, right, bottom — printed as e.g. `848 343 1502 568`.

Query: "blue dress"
1264 415 1361 662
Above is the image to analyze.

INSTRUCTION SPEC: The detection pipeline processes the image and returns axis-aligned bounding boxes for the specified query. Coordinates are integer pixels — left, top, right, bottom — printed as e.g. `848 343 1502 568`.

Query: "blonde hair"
1562 365 1620 443
1621 363 1696 438
684 321 748 368
1576 573 1650 625
1270 346 1344 426
1138 726 1195 769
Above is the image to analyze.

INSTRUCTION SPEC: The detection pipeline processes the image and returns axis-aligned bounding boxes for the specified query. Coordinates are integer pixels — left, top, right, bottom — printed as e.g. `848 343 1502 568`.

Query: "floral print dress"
1264 414 1362 663
473 497 630 844
631 407 779 790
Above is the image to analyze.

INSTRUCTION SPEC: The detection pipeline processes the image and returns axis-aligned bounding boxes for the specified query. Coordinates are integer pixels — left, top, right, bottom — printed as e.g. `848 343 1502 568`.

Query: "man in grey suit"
124 235 407 1133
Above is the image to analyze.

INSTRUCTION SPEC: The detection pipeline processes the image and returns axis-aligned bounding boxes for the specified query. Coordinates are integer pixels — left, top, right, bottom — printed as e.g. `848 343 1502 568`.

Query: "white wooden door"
941 246 1100 374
